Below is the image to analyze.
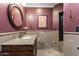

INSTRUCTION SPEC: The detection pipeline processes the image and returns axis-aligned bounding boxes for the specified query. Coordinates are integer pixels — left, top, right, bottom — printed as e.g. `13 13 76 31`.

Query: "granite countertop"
0 35 37 45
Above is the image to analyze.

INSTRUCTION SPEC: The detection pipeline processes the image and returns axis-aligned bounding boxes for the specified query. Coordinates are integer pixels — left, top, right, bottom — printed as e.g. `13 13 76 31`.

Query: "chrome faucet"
19 32 23 38
18 31 26 38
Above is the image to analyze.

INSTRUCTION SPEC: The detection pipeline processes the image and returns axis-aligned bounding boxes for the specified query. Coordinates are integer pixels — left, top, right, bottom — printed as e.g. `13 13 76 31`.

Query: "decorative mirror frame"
7 3 23 30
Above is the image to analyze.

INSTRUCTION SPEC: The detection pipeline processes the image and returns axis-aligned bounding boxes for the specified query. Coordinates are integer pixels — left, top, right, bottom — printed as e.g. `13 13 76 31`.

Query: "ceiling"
22 3 58 8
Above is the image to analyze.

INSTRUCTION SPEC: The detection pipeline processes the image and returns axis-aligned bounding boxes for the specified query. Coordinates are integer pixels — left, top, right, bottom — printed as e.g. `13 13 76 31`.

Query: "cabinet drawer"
2 45 33 52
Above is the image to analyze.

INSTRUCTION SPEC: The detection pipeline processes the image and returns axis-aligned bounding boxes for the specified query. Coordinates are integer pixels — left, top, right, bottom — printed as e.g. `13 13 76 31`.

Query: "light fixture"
37 9 42 14
27 14 34 20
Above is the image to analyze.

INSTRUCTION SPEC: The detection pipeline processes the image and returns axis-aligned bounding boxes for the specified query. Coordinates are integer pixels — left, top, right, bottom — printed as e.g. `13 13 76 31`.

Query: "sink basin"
21 36 32 40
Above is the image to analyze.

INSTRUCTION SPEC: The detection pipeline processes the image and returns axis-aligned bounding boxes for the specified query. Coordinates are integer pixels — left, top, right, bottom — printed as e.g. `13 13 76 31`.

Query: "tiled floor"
37 48 64 56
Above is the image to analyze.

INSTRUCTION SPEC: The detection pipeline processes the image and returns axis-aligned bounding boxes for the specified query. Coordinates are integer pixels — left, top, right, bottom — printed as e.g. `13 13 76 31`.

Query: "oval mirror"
7 3 23 30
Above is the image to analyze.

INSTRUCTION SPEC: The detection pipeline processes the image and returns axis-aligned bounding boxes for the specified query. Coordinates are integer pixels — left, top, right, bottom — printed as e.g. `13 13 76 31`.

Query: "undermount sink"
21 36 32 40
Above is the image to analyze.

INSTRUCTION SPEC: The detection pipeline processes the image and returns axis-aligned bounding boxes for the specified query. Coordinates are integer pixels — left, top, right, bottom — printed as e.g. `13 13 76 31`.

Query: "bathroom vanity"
0 35 37 56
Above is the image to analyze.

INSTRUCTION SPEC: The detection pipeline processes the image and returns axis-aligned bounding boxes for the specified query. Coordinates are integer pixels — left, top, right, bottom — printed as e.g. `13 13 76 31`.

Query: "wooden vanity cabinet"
0 39 37 56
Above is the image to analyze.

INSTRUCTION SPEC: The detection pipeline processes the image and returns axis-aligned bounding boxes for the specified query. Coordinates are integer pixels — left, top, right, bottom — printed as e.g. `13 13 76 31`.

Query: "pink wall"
53 3 63 31
25 8 53 30
0 3 25 33
64 3 79 32
0 3 64 33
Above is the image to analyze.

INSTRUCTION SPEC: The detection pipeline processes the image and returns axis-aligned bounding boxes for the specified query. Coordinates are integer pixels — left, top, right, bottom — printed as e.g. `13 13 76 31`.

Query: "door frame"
59 12 63 41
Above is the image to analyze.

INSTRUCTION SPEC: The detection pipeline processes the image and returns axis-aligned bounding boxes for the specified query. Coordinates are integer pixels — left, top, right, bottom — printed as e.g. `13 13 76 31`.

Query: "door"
59 12 63 41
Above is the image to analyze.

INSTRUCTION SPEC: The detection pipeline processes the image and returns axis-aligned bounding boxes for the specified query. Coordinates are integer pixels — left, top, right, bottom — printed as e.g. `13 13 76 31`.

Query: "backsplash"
0 31 25 43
